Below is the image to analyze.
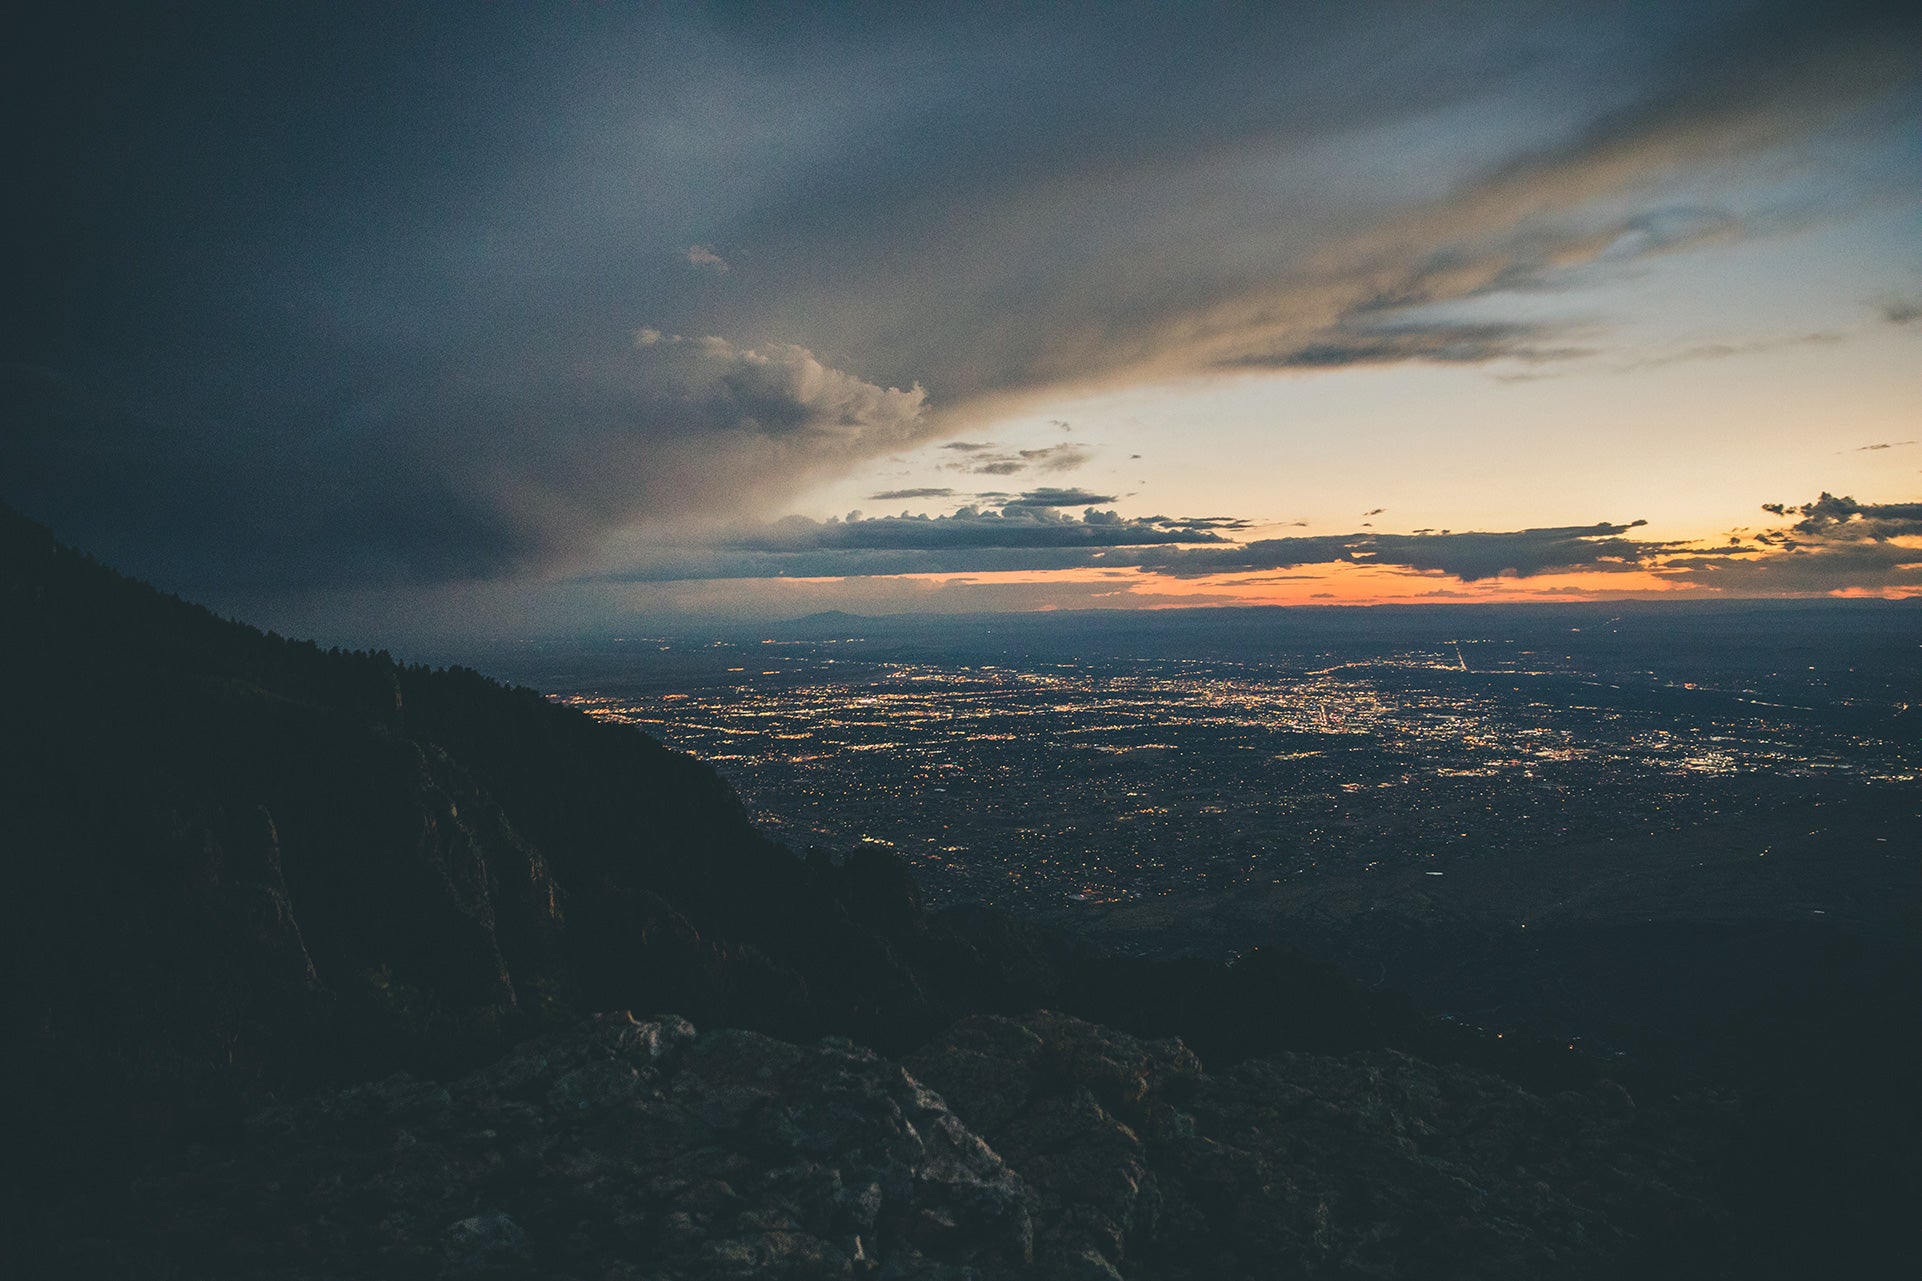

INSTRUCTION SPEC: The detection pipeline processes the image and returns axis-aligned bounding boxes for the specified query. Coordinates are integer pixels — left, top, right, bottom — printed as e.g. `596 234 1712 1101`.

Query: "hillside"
3 502 1913 1276
0 504 1434 1185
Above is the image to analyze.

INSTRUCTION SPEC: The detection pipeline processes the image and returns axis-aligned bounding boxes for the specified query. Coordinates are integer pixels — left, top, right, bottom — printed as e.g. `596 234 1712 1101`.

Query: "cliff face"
51 1012 1721 1280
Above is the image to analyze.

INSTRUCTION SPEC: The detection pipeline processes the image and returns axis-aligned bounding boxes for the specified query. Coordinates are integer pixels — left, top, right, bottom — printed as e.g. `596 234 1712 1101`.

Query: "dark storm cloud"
6 1 1919 596
0 365 543 589
2 334 926 588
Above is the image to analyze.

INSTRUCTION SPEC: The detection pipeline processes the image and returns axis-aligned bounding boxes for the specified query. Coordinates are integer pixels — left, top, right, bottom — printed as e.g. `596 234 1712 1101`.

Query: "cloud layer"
3 334 926 587
3 2 1917 609
596 497 1919 600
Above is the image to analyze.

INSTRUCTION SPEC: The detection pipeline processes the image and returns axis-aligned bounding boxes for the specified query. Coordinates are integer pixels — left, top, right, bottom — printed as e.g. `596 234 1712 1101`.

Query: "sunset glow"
5 2 1918 643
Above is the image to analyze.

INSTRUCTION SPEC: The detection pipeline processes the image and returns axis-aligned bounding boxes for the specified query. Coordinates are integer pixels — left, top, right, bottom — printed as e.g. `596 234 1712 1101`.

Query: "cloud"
1880 298 1922 326
733 506 1225 553
1658 493 1922 593
1603 330 1845 373
1661 543 1922 593
593 513 1702 589
1222 320 1587 371
1364 522 1659 579
1852 440 1915 452
569 489 1922 604
594 504 1230 582
7 1 1919 611
1126 535 1366 577
2 335 928 589
867 487 955 501
944 443 1093 477
1595 206 1746 262
1126 521 1666 581
1002 487 1118 507
734 2 1920 405
1759 492 1922 541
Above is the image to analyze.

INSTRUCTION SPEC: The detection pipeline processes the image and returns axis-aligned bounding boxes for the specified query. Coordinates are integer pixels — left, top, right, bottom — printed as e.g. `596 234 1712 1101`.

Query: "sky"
5 1 1920 644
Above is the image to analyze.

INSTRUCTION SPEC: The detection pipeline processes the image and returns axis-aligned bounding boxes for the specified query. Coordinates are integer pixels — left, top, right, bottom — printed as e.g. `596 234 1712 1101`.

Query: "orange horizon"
753 561 1921 610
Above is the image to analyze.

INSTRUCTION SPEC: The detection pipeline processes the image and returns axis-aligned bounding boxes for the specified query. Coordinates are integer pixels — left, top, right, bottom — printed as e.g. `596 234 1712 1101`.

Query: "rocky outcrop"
56 1014 1032 1279
45 1011 1728 1279
907 1012 1727 1280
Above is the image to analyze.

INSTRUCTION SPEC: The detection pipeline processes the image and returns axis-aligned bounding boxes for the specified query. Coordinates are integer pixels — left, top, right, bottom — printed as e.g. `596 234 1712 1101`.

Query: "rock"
909 1012 1725 1280
442 1212 530 1276
89 1013 1031 1279
38 1010 1726 1279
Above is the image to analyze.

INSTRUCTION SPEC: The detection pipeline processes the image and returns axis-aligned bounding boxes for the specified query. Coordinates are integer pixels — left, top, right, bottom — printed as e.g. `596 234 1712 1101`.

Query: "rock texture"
910 1012 1726 1279
46 1012 1727 1280
7 503 1911 1277
58 1014 1031 1280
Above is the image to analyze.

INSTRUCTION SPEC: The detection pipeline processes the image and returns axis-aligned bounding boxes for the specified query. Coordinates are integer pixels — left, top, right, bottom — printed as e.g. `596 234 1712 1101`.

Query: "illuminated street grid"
555 641 1918 907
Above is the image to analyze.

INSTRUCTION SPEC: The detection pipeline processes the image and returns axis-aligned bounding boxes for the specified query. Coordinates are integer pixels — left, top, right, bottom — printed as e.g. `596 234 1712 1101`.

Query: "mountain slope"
0 504 1437 1202
8 504 1919 1276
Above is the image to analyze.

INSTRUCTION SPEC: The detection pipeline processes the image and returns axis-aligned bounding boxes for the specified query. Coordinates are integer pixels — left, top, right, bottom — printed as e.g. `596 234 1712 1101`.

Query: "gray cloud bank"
4 1 1918 598
1128 522 1663 581
601 496 1920 597
4 334 925 588
610 514 1666 584
1666 495 1922 591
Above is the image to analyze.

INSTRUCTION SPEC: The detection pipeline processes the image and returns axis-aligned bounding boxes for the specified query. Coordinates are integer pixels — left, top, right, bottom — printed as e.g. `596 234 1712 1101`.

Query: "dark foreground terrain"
61 1011 1724 1280
3 502 1916 1277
